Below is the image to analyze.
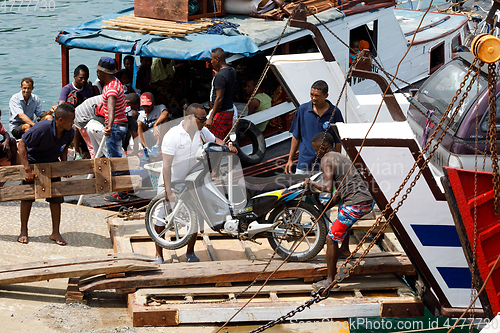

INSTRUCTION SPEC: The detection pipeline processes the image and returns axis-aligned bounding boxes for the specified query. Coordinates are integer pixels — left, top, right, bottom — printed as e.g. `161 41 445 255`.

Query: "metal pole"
77 134 107 206
228 143 234 205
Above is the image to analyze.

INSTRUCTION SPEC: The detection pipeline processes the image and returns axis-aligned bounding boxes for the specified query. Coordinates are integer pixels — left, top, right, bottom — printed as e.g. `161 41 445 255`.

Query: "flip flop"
17 235 28 244
312 279 330 291
186 253 200 263
153 256 164 264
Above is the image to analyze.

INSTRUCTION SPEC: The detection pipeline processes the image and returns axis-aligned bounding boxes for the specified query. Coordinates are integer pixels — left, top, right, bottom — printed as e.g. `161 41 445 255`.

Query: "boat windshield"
414 59 487 132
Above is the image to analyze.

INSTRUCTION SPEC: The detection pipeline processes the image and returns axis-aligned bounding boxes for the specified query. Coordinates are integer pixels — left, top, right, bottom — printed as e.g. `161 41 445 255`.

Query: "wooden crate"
134 0 225 22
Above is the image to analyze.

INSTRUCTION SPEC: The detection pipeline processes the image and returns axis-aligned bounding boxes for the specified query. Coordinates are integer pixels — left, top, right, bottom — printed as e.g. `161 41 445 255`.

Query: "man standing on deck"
17 103 75 246
153 103 237 264
95 57 130 202
285 80 344 175
304 133 374 291
9 77 53 139
206 48 236 140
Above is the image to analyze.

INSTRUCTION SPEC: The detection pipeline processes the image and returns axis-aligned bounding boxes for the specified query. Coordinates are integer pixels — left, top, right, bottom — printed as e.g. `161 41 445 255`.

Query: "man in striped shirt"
96 57 130 202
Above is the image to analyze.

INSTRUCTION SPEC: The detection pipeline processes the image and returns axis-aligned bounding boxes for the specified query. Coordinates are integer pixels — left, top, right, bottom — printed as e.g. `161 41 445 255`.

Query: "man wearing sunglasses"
153 103 237 264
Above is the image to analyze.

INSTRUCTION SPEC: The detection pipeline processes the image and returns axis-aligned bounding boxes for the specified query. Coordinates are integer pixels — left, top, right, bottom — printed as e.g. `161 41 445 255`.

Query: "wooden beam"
79 254 416 292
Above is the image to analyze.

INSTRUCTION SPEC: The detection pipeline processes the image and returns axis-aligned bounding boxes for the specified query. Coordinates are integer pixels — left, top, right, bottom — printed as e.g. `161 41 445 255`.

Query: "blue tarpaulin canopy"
57 7 344 61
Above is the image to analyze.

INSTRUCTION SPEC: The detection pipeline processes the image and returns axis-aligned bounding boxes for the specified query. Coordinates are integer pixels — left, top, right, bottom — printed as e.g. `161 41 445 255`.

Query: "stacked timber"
101 14 216 37
253 0 396 20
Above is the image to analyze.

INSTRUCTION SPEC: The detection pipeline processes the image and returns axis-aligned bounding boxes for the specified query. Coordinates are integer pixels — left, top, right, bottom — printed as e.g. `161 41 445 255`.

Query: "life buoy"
233 119 266 165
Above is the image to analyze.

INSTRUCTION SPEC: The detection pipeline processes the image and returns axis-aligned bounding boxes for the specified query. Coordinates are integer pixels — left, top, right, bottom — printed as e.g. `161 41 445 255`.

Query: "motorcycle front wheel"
267 200 327 262
145 194 198 250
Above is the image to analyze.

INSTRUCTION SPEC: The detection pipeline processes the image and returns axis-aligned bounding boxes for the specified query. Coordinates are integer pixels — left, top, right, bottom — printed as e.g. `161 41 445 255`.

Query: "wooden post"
115 53 122 70
61 45 70 87
34 164 52 199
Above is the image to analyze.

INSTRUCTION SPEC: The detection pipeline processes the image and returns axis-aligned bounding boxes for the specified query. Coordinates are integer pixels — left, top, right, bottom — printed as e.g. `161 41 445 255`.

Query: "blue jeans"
106 123 128 158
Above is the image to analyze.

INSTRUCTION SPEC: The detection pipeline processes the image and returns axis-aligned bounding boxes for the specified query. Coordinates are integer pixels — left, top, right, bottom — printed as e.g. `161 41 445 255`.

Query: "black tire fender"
233 119 266 165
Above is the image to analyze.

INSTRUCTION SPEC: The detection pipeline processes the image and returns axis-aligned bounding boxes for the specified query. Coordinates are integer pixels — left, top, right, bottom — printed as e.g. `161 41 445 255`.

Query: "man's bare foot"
17 234 28 244
49 234 67 246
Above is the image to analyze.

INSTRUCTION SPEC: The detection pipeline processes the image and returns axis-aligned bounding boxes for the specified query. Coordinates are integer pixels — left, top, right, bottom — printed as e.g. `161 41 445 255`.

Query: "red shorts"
210 110 234 140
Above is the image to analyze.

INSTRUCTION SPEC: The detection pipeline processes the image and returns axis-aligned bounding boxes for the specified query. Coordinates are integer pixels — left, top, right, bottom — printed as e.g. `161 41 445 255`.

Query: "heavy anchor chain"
250 58 483 332
487 63 500 215
248 288 330 333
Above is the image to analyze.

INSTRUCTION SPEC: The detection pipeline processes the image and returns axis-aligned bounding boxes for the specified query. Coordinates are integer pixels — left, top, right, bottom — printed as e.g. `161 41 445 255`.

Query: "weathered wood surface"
127 274 423 327
0 253 158 286
0 157 140 202
78 253 414 292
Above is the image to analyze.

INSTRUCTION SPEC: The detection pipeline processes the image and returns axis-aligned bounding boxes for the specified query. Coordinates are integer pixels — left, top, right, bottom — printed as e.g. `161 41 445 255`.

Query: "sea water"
0 0 451 128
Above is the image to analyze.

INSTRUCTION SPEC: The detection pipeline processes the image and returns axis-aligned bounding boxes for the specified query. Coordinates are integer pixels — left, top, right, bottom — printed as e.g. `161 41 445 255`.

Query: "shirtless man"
304 133 374 290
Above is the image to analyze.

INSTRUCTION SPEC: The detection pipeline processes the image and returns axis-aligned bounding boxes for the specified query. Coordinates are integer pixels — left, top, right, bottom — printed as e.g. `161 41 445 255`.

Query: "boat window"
480 94 500 132
349 20 378 58
430 42 445 74
414 58 487 132
452 34 461 53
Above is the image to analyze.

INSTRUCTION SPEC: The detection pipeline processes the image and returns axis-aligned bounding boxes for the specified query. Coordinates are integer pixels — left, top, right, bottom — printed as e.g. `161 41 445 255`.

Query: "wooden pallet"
128 274 424 326
102 14 215 37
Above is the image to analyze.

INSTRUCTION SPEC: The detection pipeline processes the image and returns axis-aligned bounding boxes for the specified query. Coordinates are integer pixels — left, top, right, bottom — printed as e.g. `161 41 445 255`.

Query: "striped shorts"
328 201 374 242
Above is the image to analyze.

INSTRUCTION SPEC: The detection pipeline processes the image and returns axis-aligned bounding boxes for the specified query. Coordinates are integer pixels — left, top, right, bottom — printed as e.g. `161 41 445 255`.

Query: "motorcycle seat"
237 174 308 196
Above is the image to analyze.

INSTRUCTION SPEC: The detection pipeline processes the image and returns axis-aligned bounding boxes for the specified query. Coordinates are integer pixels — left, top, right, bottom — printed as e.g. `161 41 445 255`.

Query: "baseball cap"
140 92 154 106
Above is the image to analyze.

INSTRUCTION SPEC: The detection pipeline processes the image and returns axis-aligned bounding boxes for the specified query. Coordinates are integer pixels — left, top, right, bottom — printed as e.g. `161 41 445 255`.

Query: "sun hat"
95 57 118 75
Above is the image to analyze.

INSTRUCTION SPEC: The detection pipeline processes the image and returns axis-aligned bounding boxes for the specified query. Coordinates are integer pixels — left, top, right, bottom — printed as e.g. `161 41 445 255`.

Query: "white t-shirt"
138 104 167 130
158 121 216 185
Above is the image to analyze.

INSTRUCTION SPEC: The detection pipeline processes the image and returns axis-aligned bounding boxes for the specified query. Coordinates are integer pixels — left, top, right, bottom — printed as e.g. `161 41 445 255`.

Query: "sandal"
312 279 330 291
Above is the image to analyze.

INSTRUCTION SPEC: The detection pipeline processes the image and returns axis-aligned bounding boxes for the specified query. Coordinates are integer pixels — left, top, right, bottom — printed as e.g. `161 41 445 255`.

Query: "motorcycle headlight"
448 154 463 169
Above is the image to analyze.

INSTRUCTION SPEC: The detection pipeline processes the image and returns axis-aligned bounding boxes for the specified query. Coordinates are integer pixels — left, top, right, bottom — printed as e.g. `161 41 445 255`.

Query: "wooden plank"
0 184 34 201
129 290 420 326
108 219 134 253
34 163 51 199
50 159 94 177
0 165 25 182
0 253 155 274
112 175 142 192
79 254 416 292
128 294 179 327
202 235 219 261
103 20 195 34
125 14 213 29
133 273 408 297
105 19 204 33
52 179 96 197
0 260 159 286
102 25 186 38
380 299 425 317
95 158 112 194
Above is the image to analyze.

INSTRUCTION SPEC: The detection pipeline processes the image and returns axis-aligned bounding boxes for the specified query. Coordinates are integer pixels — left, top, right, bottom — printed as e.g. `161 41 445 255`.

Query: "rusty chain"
321 58 483 295
487 63 500 215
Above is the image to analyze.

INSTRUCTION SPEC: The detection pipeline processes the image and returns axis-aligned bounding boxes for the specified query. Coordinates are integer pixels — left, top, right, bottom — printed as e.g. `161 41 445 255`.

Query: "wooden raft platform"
102 14 216 37
96 214 422 326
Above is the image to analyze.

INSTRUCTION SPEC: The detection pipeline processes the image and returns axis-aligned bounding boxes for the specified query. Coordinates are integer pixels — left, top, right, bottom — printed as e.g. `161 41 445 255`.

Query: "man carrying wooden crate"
17 104 75 246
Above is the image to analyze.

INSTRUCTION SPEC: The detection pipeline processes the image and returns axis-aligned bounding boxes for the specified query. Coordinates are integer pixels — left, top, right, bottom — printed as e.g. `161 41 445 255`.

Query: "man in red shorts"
304 132 374 291
206 48 236 140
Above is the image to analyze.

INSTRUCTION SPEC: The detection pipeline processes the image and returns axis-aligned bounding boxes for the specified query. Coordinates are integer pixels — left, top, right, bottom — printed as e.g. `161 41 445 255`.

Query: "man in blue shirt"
285 80 344 174
9 77 53 139
17 103 75 246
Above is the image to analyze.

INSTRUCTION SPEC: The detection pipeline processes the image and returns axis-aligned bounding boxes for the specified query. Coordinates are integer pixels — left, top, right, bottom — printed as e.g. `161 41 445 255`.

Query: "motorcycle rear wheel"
145 194 198 250
267 200 327 262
